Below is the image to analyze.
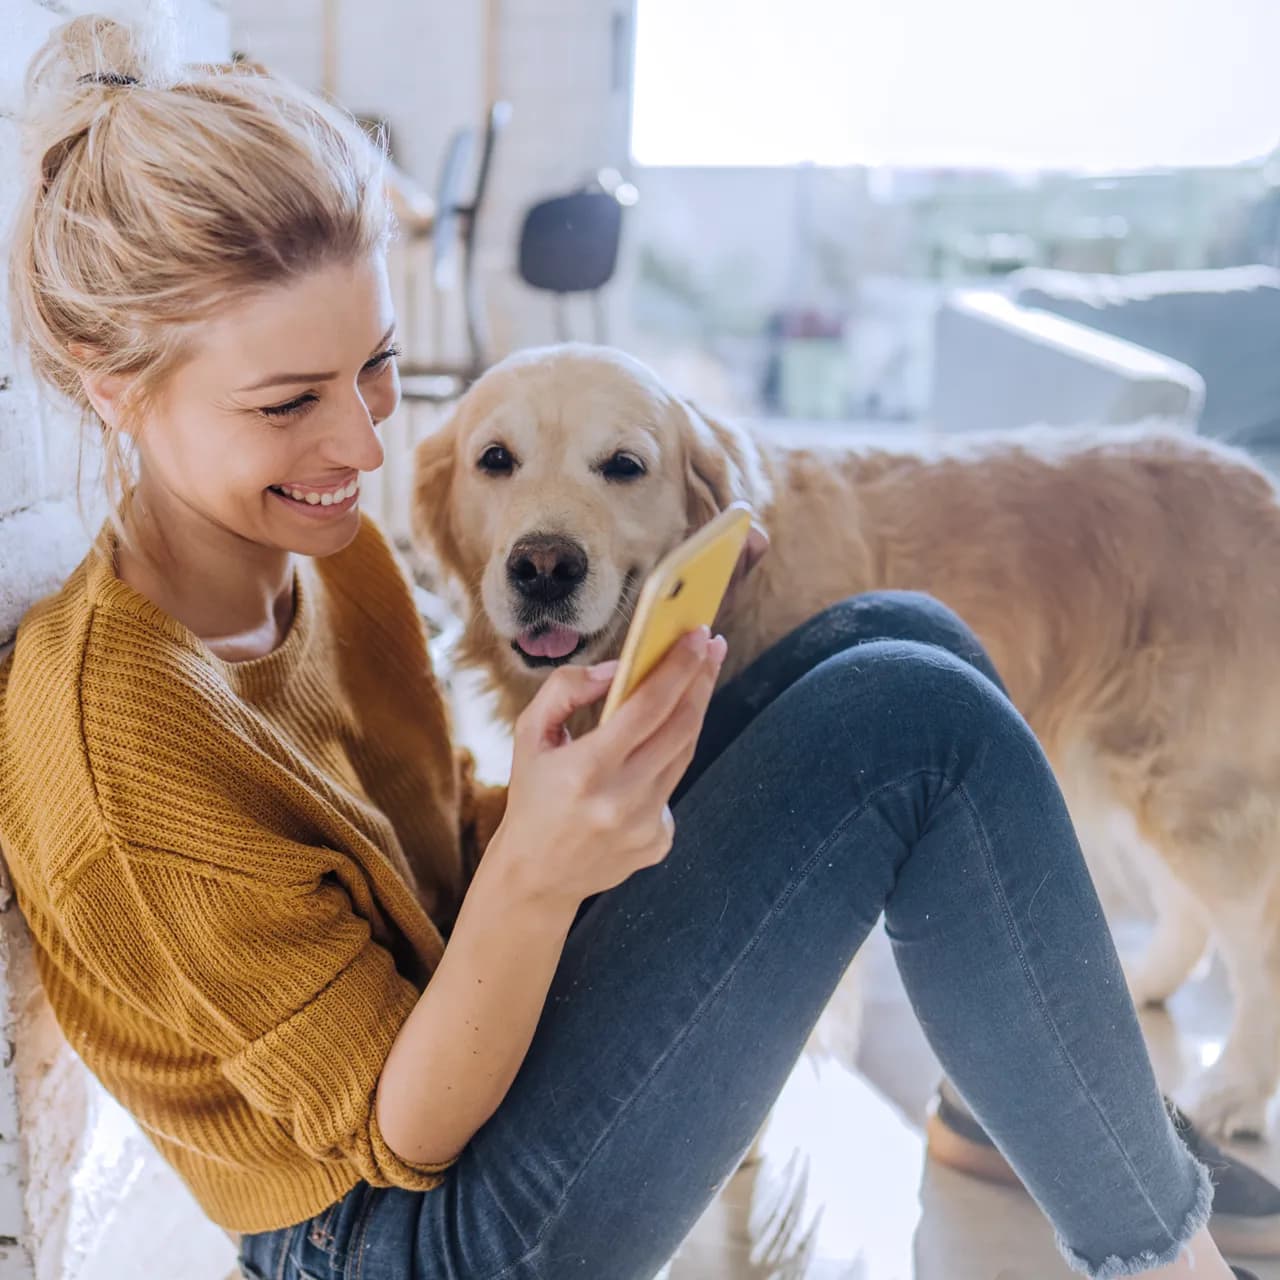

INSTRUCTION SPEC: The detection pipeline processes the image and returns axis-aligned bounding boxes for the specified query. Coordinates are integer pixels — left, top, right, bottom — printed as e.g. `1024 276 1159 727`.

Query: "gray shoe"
1167 1100 1280 1259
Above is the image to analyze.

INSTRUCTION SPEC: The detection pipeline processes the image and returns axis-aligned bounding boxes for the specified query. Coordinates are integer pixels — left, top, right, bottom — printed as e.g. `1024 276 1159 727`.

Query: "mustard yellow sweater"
0 516 506 1233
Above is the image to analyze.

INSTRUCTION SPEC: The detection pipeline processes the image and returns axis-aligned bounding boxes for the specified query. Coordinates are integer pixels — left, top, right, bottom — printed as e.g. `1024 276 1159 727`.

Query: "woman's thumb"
523 660 619 746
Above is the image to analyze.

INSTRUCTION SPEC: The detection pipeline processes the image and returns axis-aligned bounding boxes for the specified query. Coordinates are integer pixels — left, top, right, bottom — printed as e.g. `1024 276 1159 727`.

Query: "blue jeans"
238 593 1210 1280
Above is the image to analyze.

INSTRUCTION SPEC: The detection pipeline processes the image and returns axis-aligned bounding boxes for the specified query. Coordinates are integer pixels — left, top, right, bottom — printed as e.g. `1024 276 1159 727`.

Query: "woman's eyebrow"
235 323 398 392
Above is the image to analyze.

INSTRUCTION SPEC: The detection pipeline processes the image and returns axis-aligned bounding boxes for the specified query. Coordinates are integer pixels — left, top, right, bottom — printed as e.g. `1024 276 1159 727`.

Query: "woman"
0 15 1259 1280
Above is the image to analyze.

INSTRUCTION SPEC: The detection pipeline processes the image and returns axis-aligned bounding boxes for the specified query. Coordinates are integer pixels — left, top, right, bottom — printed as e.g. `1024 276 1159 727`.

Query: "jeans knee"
839 591 1006 694
793 631 1017 769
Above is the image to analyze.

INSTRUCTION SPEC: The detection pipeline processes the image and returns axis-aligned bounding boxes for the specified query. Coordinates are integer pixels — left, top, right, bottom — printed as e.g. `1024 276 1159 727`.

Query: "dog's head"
413 344 764 687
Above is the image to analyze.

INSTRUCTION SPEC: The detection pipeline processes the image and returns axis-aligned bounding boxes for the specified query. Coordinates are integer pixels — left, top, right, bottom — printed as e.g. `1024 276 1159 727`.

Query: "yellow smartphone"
599 502 752 724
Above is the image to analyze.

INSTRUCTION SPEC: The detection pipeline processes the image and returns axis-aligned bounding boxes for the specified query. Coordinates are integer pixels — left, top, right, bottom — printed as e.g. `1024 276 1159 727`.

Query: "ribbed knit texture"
0 515 507 1233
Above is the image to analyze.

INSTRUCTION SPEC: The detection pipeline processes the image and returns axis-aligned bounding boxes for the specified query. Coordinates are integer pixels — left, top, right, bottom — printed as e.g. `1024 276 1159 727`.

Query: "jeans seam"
953 776 1188 1246
344 1185 376 1280
485 765 945 1280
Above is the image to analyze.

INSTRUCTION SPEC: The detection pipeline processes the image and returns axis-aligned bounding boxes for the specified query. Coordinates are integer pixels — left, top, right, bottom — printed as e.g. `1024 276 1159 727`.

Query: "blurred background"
221 0 1280 447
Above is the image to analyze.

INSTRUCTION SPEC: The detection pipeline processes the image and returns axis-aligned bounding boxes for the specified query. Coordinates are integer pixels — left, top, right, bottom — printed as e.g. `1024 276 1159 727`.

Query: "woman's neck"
116 486 296 662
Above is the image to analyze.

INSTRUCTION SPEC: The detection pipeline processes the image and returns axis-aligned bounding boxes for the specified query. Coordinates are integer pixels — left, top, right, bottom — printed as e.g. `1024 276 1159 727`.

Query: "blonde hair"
7 14 392 524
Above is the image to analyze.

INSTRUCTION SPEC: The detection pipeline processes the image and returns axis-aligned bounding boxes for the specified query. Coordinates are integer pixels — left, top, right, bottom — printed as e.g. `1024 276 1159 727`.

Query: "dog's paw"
1180 1066 1272 1140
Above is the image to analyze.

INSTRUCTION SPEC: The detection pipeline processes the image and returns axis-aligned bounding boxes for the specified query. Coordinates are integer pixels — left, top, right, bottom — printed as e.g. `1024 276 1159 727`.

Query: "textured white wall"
1 7 239 1277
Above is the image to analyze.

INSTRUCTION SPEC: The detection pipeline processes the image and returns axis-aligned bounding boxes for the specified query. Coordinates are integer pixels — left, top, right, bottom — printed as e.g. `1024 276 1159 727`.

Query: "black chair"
517 177 630 343
399 101 512 403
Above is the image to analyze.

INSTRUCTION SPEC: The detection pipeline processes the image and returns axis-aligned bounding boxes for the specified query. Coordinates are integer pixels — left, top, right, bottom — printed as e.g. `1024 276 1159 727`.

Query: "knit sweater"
0 515 507 1233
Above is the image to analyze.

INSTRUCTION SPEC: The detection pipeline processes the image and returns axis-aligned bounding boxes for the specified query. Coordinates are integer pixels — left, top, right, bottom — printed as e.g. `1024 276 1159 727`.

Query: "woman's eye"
478 445 516 475
601 452 646 481
257 346 400 422
260 394 318 420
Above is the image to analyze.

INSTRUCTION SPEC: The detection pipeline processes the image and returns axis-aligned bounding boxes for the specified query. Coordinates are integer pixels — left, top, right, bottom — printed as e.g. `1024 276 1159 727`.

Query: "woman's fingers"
600 628 712 753
623 638 725 788
517 659 619 750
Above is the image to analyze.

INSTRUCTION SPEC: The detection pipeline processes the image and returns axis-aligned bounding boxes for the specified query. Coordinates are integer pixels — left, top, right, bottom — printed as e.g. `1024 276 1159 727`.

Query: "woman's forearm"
374 831 578 1165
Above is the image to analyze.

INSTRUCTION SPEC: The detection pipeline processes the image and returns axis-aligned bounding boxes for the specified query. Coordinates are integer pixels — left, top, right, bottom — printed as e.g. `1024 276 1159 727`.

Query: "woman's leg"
687 598 1275 1264
252 595 1212 1280
677 589 1007 802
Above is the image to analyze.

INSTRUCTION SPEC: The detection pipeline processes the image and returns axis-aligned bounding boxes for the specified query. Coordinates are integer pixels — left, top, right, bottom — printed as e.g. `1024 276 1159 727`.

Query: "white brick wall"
0 6 239 1276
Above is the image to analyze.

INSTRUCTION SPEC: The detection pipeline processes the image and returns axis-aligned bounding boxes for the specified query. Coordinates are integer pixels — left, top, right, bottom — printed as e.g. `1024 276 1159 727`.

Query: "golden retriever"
413 342 1280 1140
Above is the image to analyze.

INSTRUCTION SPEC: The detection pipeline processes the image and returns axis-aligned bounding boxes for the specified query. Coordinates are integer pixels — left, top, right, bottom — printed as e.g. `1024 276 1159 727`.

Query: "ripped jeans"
238 592 1210 1280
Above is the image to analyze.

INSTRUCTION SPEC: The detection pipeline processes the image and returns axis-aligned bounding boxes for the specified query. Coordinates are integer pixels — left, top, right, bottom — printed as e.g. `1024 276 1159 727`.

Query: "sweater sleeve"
60 846 453 1190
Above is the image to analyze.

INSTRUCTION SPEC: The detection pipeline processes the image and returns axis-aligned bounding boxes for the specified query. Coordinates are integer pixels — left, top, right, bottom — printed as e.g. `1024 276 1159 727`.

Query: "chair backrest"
464 100 512 220
517 191 624 294
428 102 512 370
431 126 476 289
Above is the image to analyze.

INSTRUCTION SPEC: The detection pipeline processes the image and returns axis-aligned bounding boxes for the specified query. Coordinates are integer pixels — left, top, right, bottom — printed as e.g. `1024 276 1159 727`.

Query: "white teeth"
272 479 360 505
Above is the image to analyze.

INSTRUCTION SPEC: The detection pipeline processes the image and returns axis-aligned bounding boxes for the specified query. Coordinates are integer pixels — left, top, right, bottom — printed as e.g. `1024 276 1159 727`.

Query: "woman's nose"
331 397 386 474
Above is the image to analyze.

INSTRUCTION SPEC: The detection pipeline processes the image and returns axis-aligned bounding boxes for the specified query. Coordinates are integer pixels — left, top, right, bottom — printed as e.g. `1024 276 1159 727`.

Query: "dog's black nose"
507 535 588 602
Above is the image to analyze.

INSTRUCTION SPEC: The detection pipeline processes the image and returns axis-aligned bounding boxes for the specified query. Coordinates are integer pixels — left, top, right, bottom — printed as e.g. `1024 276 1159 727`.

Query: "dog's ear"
681 400 764 533
412 415 463 578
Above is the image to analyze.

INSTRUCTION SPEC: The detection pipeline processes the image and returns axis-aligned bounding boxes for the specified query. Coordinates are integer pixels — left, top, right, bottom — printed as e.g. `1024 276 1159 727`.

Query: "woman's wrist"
470 823 583 933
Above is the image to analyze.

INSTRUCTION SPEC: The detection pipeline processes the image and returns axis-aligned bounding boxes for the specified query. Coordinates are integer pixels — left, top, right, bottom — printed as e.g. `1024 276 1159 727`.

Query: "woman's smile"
267 474 361 517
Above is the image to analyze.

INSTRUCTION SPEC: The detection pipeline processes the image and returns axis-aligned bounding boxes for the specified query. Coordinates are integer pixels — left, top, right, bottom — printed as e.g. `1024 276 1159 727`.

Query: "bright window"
631 0 1280 170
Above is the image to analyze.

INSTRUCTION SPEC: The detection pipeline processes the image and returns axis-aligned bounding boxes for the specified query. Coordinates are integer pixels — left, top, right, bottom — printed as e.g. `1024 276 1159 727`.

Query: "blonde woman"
0 15 1261 1280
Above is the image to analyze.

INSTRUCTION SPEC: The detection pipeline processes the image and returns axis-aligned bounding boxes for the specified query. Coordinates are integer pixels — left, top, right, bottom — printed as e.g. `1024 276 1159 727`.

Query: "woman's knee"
835 591 1006 694
784 631 1017 768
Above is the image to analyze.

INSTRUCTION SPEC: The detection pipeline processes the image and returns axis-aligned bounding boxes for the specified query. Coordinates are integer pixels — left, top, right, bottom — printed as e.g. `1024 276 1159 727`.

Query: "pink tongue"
518 625 581 659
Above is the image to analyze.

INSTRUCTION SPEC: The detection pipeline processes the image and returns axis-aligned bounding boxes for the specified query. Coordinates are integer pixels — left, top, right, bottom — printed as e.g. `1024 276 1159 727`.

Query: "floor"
668 918 1280 1280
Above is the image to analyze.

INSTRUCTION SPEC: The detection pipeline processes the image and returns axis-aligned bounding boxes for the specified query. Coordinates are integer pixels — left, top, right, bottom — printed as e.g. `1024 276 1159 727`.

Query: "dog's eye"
478 445 515 475
601 452 646 482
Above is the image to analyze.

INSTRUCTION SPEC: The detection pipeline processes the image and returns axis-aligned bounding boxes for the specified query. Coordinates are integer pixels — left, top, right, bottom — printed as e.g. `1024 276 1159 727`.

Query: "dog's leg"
1144 778 1280 1139
1123 855 1210 1008
1182 921 1274 1141
1181 910 1280 1139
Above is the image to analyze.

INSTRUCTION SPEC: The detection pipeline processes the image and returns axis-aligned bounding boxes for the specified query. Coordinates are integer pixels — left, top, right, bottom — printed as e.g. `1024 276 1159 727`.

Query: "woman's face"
132 253 400 560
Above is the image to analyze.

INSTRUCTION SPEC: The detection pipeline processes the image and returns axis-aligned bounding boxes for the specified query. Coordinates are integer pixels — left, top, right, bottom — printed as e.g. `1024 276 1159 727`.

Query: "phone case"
599 502 752 723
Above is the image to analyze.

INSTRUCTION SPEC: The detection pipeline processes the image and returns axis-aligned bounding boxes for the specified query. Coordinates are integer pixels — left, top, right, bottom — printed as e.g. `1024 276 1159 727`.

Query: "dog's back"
728 422 1280 1137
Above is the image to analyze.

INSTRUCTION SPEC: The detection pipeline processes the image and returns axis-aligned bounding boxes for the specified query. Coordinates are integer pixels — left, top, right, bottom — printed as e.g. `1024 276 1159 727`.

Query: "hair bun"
20 14 176 189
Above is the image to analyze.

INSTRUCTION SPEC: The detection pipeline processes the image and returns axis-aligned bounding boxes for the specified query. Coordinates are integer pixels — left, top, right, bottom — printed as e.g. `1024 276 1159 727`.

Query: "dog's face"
414 345 749 681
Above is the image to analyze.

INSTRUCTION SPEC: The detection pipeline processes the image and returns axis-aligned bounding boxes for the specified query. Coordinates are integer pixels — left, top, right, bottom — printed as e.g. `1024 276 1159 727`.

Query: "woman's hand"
488 627 727 911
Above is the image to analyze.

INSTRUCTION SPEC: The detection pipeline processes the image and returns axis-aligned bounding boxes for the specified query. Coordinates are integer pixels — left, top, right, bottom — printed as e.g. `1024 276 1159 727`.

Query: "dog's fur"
413 343 1280 1138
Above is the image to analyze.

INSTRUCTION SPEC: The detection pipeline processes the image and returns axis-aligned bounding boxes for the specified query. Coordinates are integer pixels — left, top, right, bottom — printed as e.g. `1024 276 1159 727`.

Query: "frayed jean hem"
1059 1158 1214 1278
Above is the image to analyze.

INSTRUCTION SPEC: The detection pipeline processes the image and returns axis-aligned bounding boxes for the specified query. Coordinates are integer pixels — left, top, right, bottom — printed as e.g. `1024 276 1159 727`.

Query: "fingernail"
709 635 728 666
684 626 710 656
587 659 619 680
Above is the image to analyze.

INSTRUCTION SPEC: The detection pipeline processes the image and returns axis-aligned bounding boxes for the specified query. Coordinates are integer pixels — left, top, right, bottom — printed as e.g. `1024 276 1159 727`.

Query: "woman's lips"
267 476 360 518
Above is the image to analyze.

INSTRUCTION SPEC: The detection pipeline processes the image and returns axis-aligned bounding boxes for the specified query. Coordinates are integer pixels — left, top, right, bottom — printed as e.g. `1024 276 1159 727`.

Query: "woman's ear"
412 415 463 578
70 344 129 428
